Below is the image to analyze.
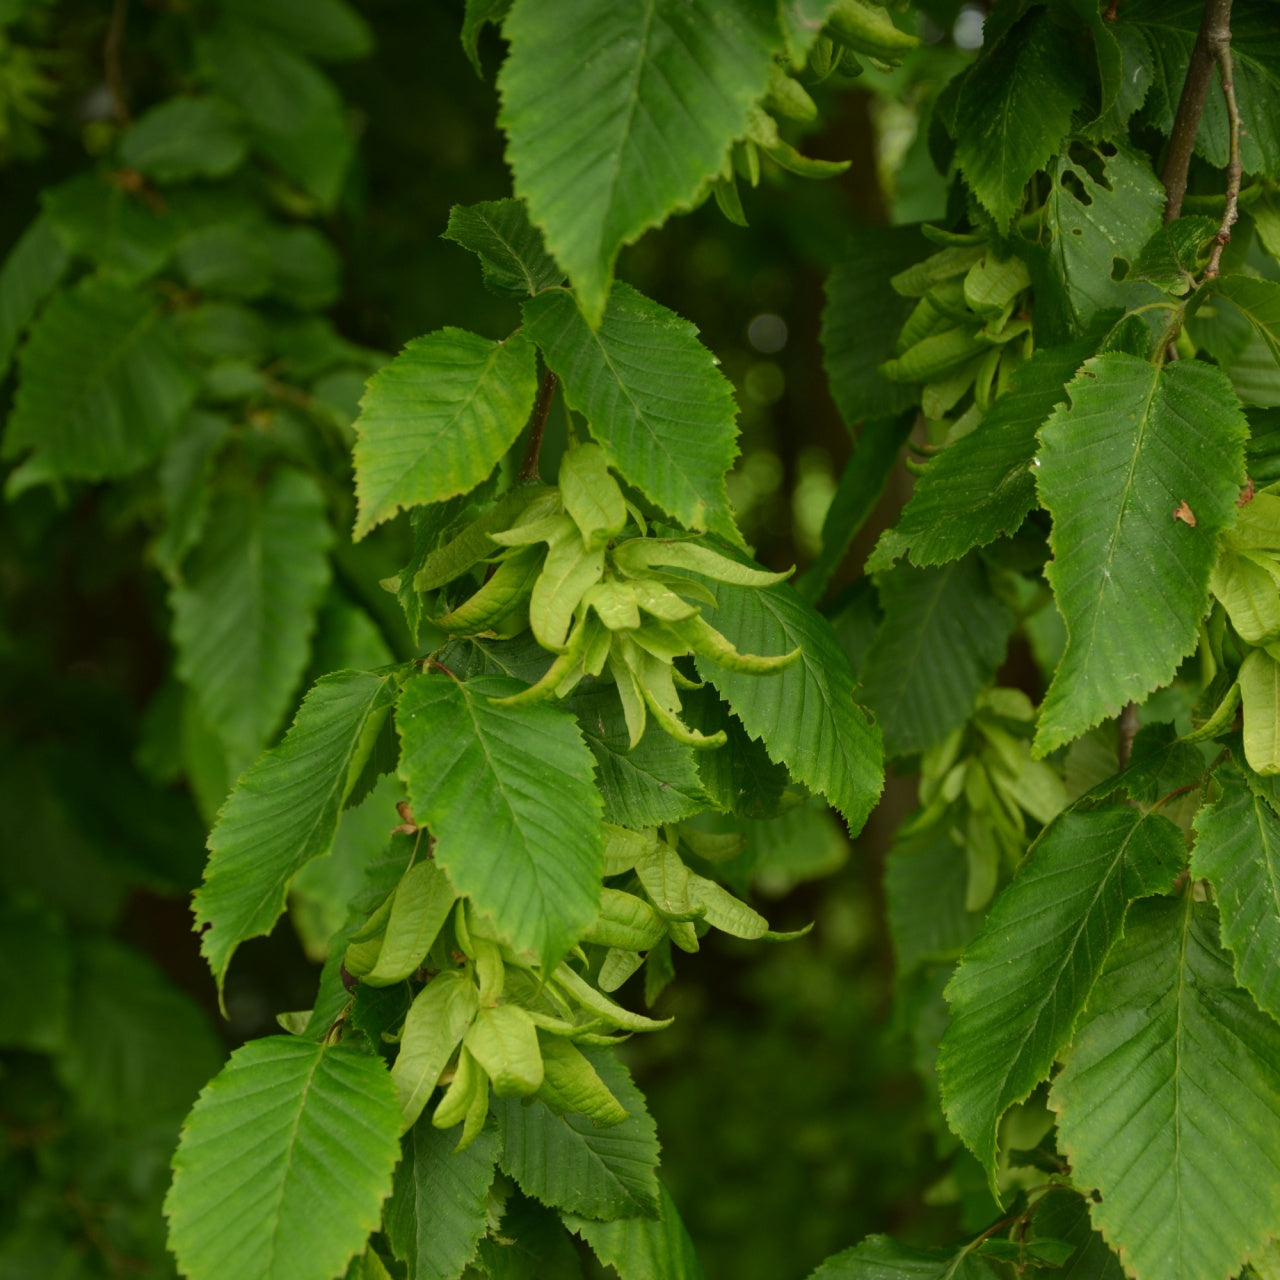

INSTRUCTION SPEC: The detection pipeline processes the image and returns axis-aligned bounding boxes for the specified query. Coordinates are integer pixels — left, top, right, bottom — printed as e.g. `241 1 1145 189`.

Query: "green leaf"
1242 647 1280 775
354 858 457 986
497 1046 661 1219
808 1235 995 1279
1192 767 1280 1021
172 469 334 765
523 284 740 541
397 673 603 967
884 829 982 980
0 900 69 1052
461 0 512 74
166 1038 401 1280
566 1182 706 1280
1034 355 1247 756
0 214 69 382
385 1120 500 1280
498 0 779 323
154 411 232 579
466 1004 544 1096
119 96 248 182
193 669 399 992
953 10 1085 231
938 807 1184 1190
353 328 538 538
1026 1190 1125 1280
1204 275 1280 370
867 340 1095 571
694 581 883 833
220 0 373 61
1051 897 1280 1280
392 970 480 1130
1023 143 1166 340
570 684 708 828
822 226 931 426
198 21 352 206
443 198 562 297
43 172 177 283
4 278 197 479
859 556 1013 758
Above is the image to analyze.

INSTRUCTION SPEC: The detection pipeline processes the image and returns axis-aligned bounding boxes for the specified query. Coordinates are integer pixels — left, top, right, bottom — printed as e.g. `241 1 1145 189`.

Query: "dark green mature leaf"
385 1121 500 1280
120 97 248 182
172 468 334 765
193 669 399 992
1191 767 1280 1022
953 10 1085 231
884 828 982 979
444 199 562 297
0 900 69 1052
938 807 1183 1189
461 0 512 75
524 285 740 541
154 411 231 579
221 0 373 61
1131 0 1280 177
822 226 930 426
0 215 68 381
43 172 177 283
570 683 709 828
4 279 196 479
1034 355 1247 756
860 556 1013 758
808 1235 995 1279
58 938 223 1127
497 1047 660 1220
198 21 352 206
567 1182 706 1280
1028 1190 1125 1280
167 1039 401 1280
353 328 538 538
498 0 779 323
696 581 883 832
397 673 603 966
1052 897 1280 1280
1023 143 1165 340
867 340 1095 571
1204 275 1280 371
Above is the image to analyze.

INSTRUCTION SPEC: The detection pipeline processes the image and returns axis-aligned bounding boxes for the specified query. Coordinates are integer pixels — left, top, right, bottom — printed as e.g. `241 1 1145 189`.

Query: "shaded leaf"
1051 897 1280 1280
397 673 603 967
444 198 562 297
353 328 538 538
1034 355 1247 755
498 0 779 323
566 1182 706 1280
44 172 177 283
220 0 373 61
120 97 248 182
939 807 1184 1189
166 1038 401 1280
194 669 399 992
524 285 739 541
0 214 69 381
808 1235 994 1279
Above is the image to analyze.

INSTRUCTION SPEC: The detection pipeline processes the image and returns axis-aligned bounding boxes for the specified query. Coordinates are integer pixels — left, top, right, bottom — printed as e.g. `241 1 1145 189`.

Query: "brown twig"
104 0 131 126
517 368 558 481
1204 39 1243 277
1160 0 1234 225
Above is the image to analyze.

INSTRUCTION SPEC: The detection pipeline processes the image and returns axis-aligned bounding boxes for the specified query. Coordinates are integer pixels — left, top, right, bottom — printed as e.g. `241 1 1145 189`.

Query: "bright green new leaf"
120 97 248 182
1034 355 1247 756
582 889 668 951
392 970 479 1132
384 1119 500 1280
166 1038 401 1280
198 21 352 206
939 807 1184 1190
553 962 673 1032
1242 647 1280 775
4 278 196 479
953 9 1085 230
499 0 778 323
567 1182 707 1280
193 669 399 992
397 673 603 967
0 215 68 381
524 285 740 541
172 468 334 766
537 1036 628 1125
868 340 1094 571
808 1234 994 1279
353 328 538 538
694 580 883 833
559 443 627 545
860 556 1013 758
1051 897 1280 1280
355 859 457 986
530 520 605 650
497 1046 661 1219
465 1005 544 1097
1192 767 1280 1021
443 198 562 297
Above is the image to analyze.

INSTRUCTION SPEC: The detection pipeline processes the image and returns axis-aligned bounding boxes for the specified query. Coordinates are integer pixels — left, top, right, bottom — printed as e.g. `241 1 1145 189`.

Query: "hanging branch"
1160 0 1233 225
517 368 558 481
1204 39 1243 278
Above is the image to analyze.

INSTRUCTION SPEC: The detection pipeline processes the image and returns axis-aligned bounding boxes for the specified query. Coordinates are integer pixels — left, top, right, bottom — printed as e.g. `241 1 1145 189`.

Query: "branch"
1160 0 1233 224
517 368 558 482
1203 38 1243 278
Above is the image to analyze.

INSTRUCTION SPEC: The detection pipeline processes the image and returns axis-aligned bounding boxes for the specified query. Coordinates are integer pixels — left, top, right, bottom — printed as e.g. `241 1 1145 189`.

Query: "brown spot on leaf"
1173 500 1196 526
1238 477 1255 507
